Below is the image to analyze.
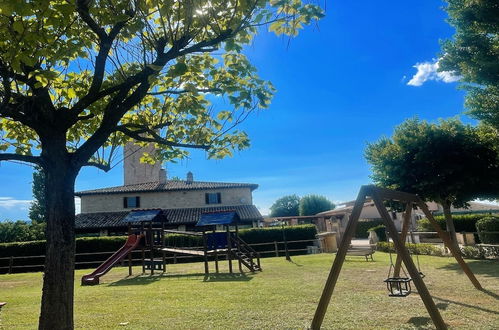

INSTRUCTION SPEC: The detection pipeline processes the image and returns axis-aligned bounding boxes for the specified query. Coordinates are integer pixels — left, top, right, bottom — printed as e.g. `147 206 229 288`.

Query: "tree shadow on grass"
107 272 253 286
437 260 499 278
202 273 253 282
431 295 499 315
407 316 432 328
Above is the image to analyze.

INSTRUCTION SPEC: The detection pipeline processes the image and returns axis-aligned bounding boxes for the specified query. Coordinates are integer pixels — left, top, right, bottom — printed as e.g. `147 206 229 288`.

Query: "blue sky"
0 1 478 220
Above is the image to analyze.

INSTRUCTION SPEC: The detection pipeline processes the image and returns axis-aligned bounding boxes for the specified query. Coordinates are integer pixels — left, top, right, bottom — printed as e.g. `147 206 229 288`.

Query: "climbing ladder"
229 235 262 272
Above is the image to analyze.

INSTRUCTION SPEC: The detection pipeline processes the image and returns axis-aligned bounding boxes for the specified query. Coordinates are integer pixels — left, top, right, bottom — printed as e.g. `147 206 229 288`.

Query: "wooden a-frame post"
311 185 482 330
393 203 412 277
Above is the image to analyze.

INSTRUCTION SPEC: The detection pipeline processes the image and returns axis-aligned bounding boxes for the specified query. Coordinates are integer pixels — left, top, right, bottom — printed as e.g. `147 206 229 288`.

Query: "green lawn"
0 253 498 329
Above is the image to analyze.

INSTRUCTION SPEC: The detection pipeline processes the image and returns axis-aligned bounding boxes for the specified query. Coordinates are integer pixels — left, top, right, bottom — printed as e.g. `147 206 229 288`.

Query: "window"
205 192 221 204
124 196 140 208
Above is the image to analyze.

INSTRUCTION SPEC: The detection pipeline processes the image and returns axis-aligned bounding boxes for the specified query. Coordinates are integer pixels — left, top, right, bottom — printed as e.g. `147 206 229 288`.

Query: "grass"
0 253 498 329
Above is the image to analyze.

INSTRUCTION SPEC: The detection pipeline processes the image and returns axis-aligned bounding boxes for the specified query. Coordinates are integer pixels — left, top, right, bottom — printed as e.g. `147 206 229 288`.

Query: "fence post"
462 231 467 246
274 241 279 257
8 256 13 274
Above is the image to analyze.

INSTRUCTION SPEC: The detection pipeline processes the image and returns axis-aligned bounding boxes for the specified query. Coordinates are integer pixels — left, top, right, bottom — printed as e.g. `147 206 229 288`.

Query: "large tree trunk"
38 146 79 329
442 202 460 254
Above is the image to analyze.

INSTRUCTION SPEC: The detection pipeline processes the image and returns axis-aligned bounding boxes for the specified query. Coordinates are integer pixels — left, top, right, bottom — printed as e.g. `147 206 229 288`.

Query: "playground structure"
81 210 261 285
311 185 483 330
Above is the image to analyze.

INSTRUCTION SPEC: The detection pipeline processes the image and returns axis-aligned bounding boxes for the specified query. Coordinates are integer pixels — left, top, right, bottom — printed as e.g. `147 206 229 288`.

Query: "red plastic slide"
81 234 143 285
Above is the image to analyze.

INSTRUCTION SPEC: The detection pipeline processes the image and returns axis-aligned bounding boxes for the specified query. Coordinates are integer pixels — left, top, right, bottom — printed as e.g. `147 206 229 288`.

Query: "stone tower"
123 142 163 185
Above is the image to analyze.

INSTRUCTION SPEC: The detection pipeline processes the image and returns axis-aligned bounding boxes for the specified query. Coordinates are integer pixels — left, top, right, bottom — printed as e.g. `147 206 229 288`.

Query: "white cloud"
407 59 460 86
0 197 32 210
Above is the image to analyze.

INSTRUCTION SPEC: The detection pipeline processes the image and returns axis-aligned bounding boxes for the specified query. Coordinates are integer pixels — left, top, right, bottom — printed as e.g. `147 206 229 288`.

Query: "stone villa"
75 143 263 235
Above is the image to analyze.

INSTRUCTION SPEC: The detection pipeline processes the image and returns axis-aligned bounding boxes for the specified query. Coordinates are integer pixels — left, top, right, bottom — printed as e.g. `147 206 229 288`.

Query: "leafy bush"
476 216 499 244
376 242 444 256
460 245 499 259
368 225 387 242
355 220 384 238
417 213 492 232
0 236 127 258
0 220 46 243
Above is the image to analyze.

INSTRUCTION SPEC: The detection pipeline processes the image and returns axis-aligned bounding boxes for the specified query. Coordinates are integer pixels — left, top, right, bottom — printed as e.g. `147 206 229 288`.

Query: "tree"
299 194 334 216
365 118 499 250
439 0 499 129
0 1 323 328
0 220 46 243
29 166 46 224
269 194 300 217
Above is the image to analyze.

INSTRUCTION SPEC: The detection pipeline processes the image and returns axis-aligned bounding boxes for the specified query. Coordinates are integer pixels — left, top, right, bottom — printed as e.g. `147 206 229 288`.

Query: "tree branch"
0 153 42 165
71 4 132 121
76 0 107 39
147 87 222 96
84 161 111 172
116 125 209 150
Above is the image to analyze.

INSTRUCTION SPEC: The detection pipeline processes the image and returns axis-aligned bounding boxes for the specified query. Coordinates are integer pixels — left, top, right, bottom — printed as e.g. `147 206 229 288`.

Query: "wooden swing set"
311 185 483 330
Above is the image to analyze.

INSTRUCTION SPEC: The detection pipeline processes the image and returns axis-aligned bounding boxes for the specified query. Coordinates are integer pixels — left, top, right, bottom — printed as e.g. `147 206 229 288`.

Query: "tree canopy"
365 118 499 207
0 1 324 328
0 0 323 167
299 194 334 216
365 117 499 247
269 194 300 217
439 0 499 129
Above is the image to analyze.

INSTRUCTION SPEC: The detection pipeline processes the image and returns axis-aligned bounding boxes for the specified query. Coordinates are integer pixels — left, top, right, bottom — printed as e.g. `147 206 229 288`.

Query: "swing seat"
384 277 412 297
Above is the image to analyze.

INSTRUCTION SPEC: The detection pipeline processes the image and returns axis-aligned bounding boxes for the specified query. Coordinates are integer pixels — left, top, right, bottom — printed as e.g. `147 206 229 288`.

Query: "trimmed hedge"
460 245 499 259
418 213 490 232
376 242 444 257
476 216 499 244
355 220 384 238
164 225 318 253
368 225 387 242
1 225 318 259
0 236 128 258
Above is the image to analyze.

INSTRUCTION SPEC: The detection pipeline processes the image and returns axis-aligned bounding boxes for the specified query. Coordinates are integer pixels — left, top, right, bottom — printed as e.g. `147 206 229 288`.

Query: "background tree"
0 220 46 243
299 194 334 216
0 1 323 328
29 166 46 224
269 194 300 217
439 0 499 129
365 118 499 249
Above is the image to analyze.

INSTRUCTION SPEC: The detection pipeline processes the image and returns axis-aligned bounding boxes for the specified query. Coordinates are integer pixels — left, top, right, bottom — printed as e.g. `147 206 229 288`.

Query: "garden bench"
345 245 376 261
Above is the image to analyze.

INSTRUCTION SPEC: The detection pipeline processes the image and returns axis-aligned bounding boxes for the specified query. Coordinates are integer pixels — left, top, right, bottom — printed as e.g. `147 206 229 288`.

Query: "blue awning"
196 211 239 226
123 209 162 223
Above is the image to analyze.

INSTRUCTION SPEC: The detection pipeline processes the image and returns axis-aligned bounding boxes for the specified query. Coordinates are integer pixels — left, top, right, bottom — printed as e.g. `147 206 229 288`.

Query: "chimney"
123 142 161 186
159 168 167 184
186 171 193 184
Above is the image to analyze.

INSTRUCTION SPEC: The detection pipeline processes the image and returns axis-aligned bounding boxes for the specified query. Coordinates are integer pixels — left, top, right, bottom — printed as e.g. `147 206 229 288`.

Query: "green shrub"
355 220 383 238
0 236 127 258
418 213 493 232
460 246 486 259
376 242 444 256
368 224 387 242
0 220 46 243
476 216 499 244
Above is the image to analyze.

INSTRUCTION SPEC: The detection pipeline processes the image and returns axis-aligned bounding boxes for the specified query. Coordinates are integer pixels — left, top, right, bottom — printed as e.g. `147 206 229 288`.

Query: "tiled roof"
75 180 258 196
75 205 263 229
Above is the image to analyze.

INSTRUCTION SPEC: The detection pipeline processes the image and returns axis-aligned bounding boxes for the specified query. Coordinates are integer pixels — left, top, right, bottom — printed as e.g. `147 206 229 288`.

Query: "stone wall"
80 187 253 213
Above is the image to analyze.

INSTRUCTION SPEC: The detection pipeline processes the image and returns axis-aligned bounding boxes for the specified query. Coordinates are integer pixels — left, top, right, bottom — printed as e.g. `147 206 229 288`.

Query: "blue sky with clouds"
0 1 481 220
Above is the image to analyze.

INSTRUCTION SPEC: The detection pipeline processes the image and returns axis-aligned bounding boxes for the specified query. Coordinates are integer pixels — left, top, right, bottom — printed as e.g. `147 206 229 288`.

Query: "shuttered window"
205 192 221 204
124 196 140 208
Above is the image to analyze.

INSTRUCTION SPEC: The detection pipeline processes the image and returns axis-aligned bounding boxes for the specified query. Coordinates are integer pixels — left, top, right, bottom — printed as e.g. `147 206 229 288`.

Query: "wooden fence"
0 239 318 274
